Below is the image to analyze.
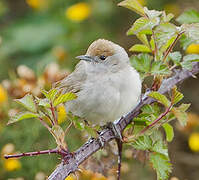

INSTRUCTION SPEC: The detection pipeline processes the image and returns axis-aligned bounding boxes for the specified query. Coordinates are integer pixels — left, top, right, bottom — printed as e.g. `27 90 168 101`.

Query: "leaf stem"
162 31 184 63
50 102 57 125
39 117 51 131
65 121 73 135
41 110 55 126
140 105 172 134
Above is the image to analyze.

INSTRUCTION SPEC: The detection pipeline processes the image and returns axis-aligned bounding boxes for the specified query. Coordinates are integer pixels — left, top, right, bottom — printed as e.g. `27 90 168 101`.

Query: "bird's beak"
76 55 94 62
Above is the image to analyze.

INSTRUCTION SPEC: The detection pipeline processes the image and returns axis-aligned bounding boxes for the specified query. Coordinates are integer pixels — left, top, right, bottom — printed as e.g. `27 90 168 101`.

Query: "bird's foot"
105 122 123 140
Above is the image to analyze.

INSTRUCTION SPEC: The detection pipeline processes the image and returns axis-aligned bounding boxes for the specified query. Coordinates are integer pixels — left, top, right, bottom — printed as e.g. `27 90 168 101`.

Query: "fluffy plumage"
55 39 141 125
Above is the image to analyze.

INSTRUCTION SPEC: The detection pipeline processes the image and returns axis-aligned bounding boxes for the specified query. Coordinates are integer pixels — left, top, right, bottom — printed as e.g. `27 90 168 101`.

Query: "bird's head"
76 39 130 67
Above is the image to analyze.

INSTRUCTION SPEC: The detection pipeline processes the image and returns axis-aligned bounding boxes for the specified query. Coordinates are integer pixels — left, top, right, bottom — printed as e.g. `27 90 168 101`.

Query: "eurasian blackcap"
56 39 141 126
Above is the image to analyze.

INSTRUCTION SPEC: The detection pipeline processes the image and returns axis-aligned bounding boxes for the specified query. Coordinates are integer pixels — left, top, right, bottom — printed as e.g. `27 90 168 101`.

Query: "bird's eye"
99 55 106 60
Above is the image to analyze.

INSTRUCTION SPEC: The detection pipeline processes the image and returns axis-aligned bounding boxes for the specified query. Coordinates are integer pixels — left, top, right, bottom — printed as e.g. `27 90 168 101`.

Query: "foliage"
118 1 199 179
1 0 199 180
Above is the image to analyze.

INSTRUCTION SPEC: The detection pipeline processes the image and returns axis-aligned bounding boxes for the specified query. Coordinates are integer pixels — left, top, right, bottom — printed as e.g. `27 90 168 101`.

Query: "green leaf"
144 7 162 19
181 54 199 70
169 51 182 65
177 10 199 24
129 44 151 53
152 140 168 156
38 98 50 108
150 153 172 180
162 123 174 142
155 23 178 49
53 92 77 107
15 94 37 113
162 12 174 22
183 54 199 61
151 61 171 75
148 91 171 107
137 34 150 47
8 112 39 124
181 23 199 43
141 104 154 114
72 116 85 131
84 126 98 138
150 37 155 51
130 53 152 73
171 86 184 105
41 88 58 101
180 34 193 50
172 103 191 126
131 135 152 150
150 130 168 156
118 0 145 16
127 17 159 35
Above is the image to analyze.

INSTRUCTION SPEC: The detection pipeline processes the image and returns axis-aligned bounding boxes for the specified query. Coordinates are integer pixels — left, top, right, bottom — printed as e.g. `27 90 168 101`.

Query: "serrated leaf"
181 54 199 70
53 92 77 107
172 103 190 126
151 61 171 75
38 98 50 107
127 17 159 35
148 91 171 107
177 9 199 24
144 7 162 19
183 54 199 61
182 23 199 43
41 88 58 101
155 23 178 49
131 135 152 150
152 140 168 156
118 0 145 16
169 51 182 65
8 112 39 124
130 53 152 73
150 153 172 180
141 104 154 114
162 123 174 142
15 94 37 113
129 44 151 53
171 86 184 105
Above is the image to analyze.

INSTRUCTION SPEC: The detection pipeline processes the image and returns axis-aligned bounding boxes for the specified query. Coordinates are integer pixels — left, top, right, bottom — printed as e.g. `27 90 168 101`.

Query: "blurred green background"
1 0 199 180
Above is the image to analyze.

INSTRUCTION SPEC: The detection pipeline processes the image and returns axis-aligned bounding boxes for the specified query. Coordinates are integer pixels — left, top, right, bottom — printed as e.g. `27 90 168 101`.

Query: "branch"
4 148 66 159
48 62 199 180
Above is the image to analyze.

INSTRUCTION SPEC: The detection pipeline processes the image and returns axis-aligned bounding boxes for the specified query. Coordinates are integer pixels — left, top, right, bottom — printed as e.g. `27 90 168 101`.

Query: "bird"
55 39 142 127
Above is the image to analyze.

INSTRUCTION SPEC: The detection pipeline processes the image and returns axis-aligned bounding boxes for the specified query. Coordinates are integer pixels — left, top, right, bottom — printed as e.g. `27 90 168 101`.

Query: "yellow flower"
186 44 199 54
26 0 46 9
57 104 67 124
66 3 91 22
4 159 21 171
0 84 7 105
65 175 75 180
188 132 199 152
164 3 180 16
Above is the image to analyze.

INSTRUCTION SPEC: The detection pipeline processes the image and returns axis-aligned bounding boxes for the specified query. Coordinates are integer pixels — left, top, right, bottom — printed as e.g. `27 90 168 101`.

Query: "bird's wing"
54 61 87 93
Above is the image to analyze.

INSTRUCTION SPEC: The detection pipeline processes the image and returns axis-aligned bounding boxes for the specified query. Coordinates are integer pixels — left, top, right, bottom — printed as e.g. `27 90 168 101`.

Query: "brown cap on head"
86 39 116 57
